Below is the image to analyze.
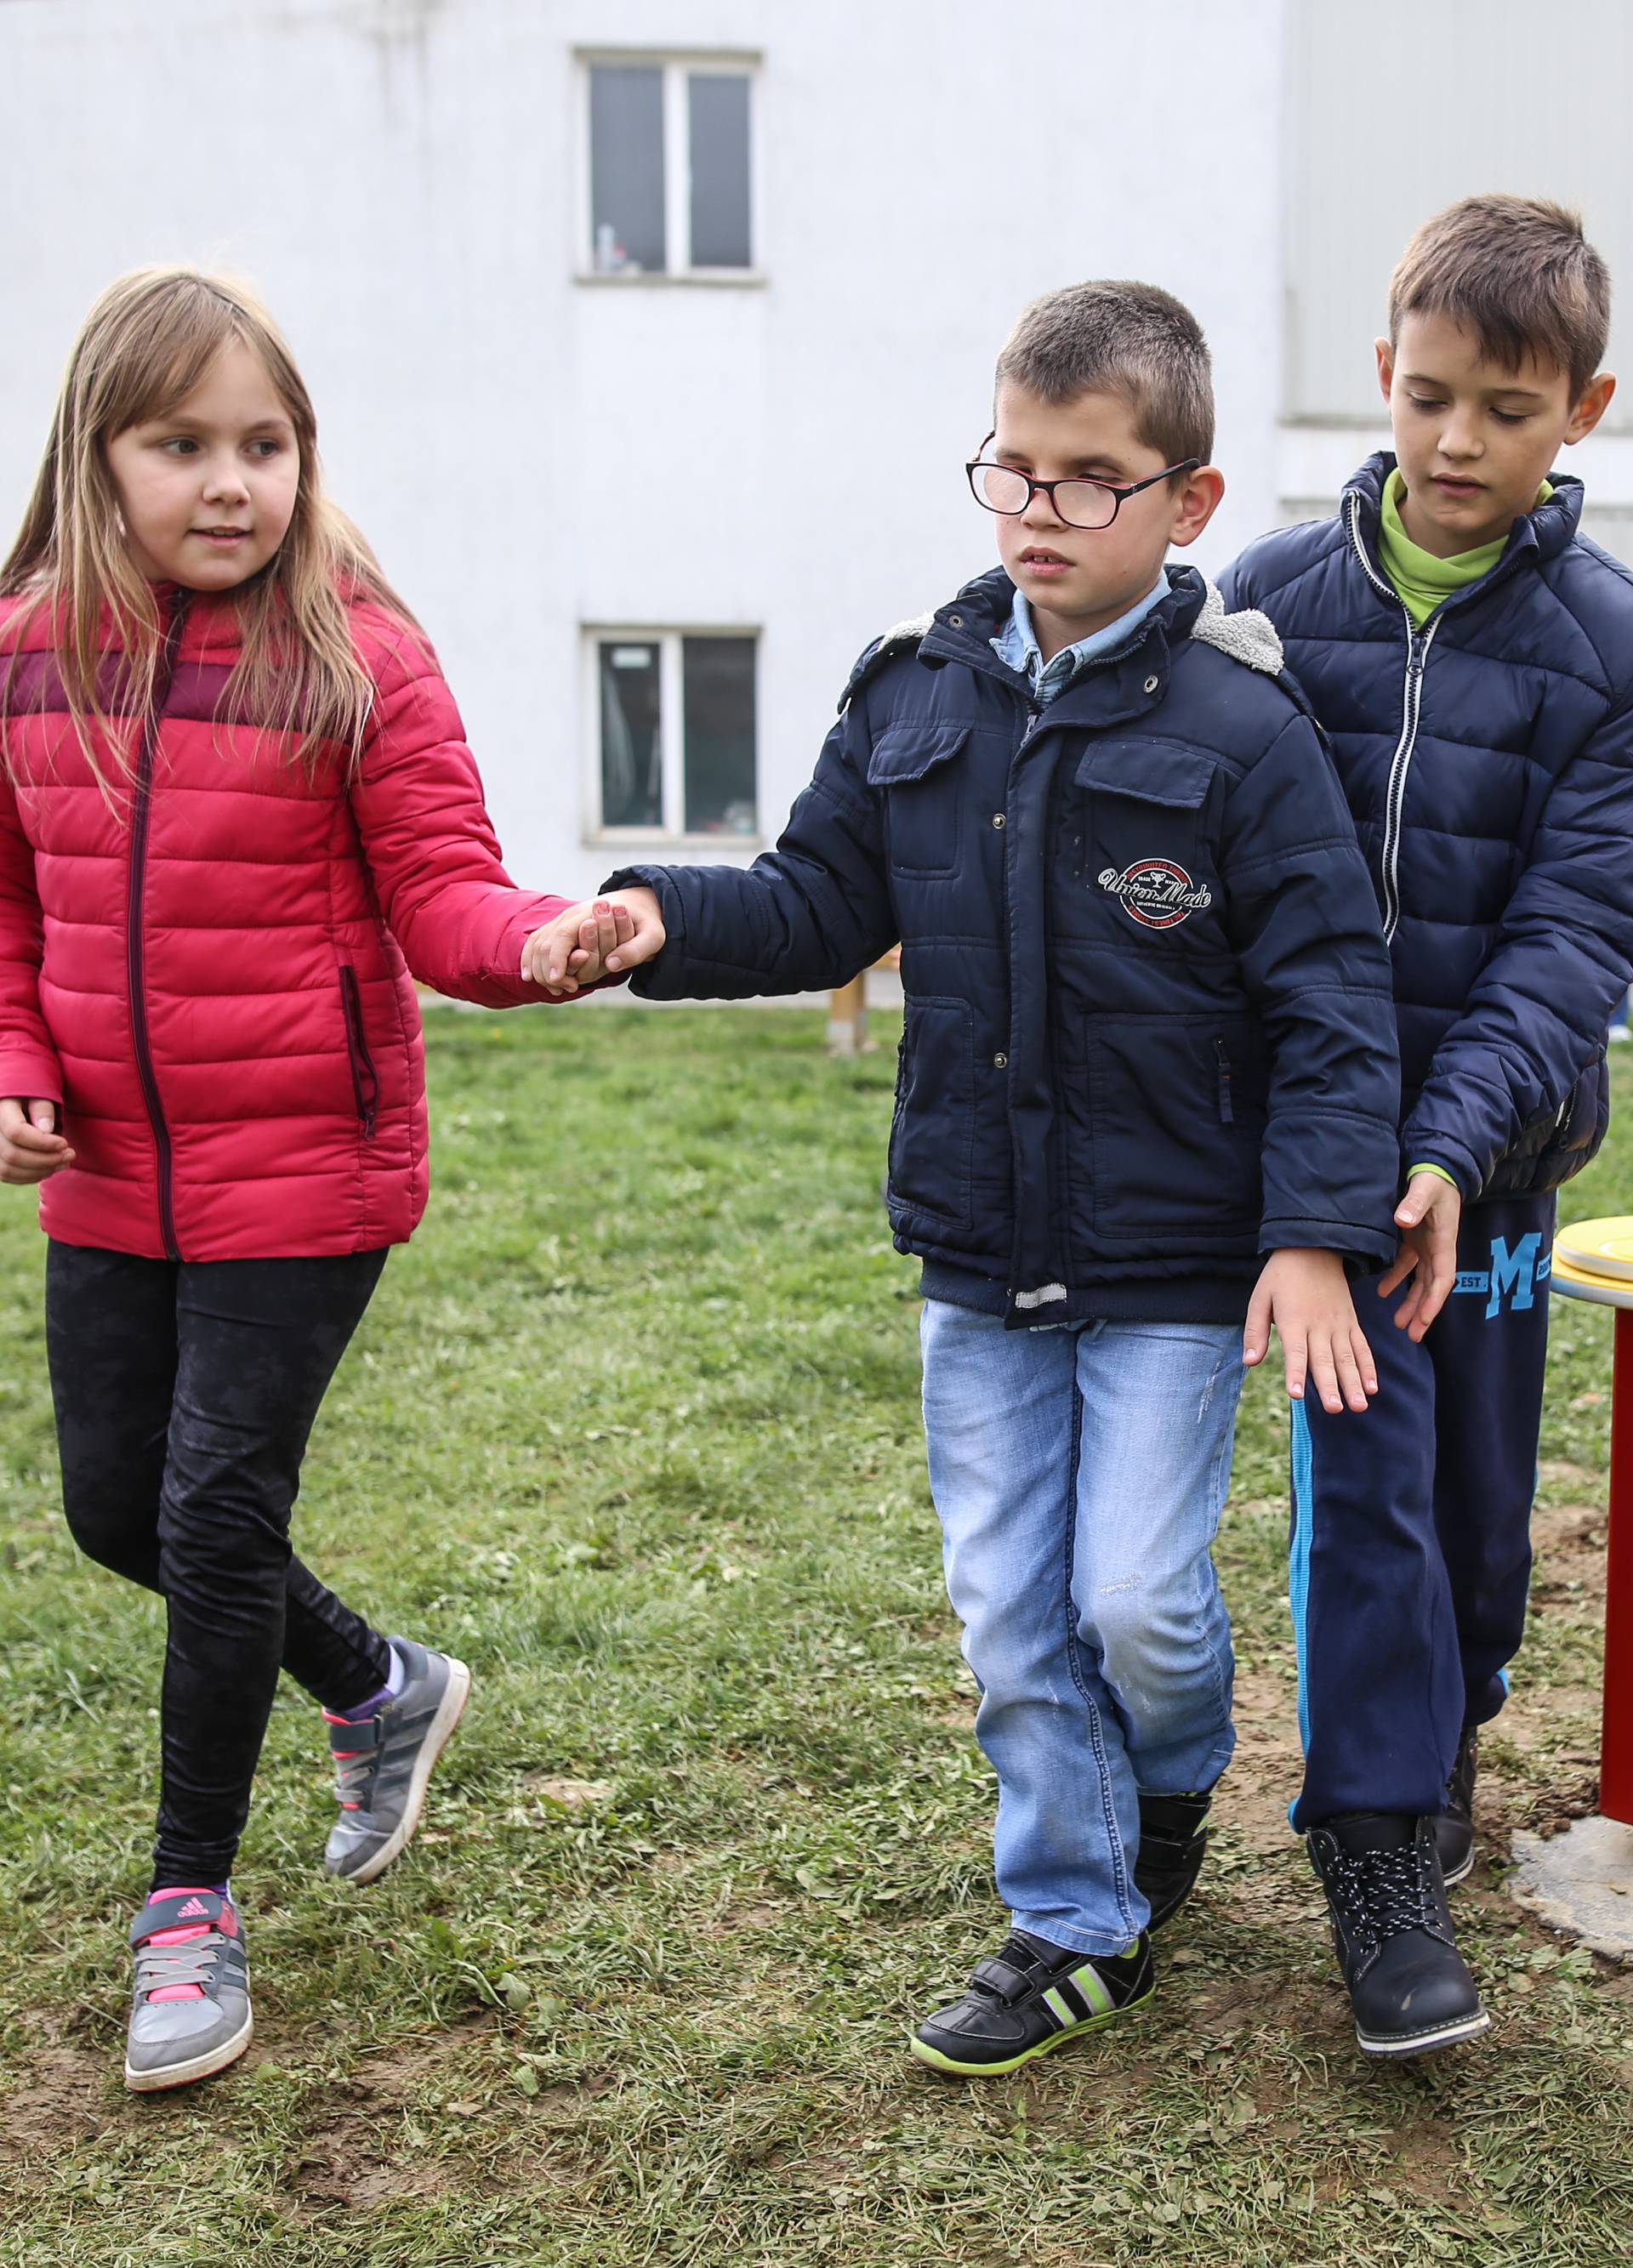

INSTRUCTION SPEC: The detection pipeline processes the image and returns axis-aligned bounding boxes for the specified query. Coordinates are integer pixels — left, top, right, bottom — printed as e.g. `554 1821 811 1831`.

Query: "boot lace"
1323 1838 1443 1958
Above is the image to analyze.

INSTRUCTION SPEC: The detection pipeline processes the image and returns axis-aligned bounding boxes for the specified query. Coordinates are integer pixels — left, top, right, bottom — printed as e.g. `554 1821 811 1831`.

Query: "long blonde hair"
1 266 422 790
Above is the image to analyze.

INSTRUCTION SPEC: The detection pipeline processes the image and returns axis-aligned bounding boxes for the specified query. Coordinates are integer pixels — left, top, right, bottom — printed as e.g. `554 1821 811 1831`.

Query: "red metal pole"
1602 1307 1633 1822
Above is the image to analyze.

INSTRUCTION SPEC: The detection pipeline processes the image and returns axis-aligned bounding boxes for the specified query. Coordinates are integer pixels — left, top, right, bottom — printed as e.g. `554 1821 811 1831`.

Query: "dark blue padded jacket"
1220 454 1633 1202
606 564 1402 1327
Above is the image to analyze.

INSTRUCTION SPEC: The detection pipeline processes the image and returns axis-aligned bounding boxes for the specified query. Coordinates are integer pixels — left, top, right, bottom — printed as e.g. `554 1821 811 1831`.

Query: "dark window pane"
589 65 665 274
683 638 756 833
600 642 663 827
687 73 751 269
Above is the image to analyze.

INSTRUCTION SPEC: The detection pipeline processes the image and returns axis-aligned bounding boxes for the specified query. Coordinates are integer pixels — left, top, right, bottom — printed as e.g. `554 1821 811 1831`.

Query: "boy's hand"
1378 1170 1462 1342
0 1098 74 1185
521 891 665 993
1243 1247 1379 1414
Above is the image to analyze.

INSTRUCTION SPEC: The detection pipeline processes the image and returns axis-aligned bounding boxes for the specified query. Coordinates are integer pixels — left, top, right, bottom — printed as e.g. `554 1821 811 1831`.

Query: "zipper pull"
1214 1038 1235 1125
1407 632 1426 678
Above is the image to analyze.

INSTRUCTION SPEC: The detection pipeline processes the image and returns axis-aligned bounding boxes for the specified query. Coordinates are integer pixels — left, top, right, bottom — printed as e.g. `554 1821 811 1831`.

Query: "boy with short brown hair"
1221 194 1633 2056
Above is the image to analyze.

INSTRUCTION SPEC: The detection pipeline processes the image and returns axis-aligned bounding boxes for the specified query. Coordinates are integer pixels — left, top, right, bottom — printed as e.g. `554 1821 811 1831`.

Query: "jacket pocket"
887 995 975 1227
339 967 380 1140
1074 742 1221 936
867 722 970 878
1087 1015 1267 1242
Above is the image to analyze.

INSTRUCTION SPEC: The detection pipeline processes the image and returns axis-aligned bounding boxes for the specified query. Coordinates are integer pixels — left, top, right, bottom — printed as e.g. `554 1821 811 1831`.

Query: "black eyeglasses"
965 433 1200 530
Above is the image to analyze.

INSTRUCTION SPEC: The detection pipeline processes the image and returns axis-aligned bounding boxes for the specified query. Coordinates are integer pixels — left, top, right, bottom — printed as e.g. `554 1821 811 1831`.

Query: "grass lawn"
3 1003 1632 2267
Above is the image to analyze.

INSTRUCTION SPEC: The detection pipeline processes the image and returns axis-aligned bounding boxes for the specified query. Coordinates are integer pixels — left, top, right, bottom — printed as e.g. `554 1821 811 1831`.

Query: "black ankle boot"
1432 1728 1478 1887
1306 1812 1489 2057
1134 1791 1210 1930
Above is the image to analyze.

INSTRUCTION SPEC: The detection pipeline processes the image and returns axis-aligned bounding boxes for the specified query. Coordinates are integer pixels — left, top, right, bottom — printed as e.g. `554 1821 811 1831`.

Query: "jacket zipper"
1345 492 1440 946
339 967 380 1140
127 590 191 1260
1214 1038 1235 1124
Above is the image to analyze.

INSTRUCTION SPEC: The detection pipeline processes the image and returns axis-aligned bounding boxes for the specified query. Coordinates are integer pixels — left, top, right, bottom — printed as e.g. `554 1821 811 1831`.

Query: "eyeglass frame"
964 433 1202 530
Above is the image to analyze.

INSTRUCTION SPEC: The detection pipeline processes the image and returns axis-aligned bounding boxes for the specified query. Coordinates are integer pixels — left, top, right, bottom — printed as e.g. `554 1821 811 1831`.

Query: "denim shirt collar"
991 571 1170 705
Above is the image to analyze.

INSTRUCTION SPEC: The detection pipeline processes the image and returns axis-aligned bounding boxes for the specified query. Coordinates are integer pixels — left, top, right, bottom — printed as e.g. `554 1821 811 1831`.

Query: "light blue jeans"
920 1299 1242 1954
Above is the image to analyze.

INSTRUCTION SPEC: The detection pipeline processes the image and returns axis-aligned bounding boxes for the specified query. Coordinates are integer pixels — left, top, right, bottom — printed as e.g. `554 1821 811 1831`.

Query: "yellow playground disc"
1554 1217 1633 1287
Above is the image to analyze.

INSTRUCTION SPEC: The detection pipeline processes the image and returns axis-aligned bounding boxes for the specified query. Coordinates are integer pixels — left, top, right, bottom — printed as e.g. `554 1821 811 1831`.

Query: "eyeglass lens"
974 463 1119 530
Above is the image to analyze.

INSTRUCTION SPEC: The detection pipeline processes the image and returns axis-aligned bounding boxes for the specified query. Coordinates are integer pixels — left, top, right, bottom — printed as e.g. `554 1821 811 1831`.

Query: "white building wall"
1279 0 1633 551
0 0 1289 901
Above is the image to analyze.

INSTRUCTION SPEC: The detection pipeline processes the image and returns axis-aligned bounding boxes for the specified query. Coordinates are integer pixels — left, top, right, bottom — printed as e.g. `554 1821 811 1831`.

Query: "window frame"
575 49 764 286
583 625 761 848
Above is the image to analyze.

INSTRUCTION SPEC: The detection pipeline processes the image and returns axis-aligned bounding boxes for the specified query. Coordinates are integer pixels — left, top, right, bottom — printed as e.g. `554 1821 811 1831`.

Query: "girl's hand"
522 890 667 993
1243 1246 1378 1415
0 1098 75 1184
1377 1171 1462 1342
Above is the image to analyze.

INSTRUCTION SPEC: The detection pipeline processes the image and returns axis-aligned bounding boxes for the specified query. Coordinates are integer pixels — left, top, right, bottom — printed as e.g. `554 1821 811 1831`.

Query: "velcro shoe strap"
328 1712 387 1754
970 1955 1035 2002
130 1891 226 1947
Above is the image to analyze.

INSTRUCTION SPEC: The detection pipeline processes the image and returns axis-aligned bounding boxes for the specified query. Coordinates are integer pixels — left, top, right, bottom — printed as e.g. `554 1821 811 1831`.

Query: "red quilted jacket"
0 583 572 1260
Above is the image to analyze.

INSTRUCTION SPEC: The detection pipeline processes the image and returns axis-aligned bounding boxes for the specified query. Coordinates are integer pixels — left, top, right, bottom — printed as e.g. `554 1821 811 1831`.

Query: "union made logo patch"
1097 858 1215 930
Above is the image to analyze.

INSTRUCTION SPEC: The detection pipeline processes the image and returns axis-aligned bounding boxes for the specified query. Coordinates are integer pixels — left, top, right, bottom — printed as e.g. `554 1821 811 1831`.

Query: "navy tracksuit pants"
1289 1193 1554 1830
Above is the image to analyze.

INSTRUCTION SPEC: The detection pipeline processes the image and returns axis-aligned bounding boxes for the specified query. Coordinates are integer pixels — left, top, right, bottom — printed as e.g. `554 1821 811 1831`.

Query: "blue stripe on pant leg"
1289 1398 1314 1756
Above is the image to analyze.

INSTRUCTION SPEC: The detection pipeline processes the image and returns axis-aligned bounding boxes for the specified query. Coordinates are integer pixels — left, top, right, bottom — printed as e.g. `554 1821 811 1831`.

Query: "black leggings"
46 1242 393 1888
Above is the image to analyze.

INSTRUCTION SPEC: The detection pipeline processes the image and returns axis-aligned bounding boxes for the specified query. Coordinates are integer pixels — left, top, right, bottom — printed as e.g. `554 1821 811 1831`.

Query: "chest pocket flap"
866 720 972 787
1075 740 1216 810
868 721 972 877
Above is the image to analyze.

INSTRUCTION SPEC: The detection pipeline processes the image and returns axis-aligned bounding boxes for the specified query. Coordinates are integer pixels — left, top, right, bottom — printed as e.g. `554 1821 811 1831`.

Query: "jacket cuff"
1399 1125 1479 1197
0 1047 63 1106
1406 1160 1461 1192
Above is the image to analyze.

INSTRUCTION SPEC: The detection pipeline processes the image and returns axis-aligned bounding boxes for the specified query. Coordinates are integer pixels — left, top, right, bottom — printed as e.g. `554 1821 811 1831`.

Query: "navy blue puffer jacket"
608 566 1402 1327
1220 456 1633 1201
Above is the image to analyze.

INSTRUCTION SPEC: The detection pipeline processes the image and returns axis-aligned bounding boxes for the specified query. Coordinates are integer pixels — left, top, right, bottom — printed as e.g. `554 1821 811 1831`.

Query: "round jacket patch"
1097 859 1215 929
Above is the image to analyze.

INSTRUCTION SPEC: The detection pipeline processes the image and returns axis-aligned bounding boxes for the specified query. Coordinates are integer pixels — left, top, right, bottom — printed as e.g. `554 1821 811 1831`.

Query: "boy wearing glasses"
525 283 1403 2072
1220 196 1633 2056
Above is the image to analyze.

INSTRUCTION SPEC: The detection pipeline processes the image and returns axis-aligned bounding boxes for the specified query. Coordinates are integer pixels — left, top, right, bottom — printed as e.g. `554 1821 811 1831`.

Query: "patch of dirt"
721 1901 785 1930
526 1776 614 1808
1214 1662 1306 1874
1515 1773 1602 1839
0 2036 117 2162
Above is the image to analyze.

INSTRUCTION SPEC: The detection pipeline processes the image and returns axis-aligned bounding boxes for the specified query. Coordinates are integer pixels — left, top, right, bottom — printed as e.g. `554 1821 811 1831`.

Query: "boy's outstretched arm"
543 696 898 1003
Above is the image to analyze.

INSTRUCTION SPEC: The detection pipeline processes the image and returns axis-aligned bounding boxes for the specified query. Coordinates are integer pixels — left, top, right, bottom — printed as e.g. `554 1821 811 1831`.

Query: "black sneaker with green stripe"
911 1930 1153 2076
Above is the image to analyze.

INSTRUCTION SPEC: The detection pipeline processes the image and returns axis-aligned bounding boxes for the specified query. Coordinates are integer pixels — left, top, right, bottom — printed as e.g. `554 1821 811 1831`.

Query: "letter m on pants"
1487 1232 1542 1320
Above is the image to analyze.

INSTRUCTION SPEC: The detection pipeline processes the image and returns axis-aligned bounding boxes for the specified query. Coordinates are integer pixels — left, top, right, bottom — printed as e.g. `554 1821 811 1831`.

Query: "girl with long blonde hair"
0 268 626 2093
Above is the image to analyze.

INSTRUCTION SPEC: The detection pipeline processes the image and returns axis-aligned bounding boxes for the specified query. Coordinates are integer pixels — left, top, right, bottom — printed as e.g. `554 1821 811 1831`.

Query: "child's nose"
1021 486 1067 529
201 454 251 502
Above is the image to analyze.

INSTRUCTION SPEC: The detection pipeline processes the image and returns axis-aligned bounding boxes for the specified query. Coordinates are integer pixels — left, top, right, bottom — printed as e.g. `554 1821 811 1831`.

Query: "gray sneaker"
322 1638 470 1884
124 1890 253 2093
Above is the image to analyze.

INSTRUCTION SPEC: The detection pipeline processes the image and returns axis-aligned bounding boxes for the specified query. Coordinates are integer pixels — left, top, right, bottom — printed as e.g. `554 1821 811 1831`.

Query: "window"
592 632 758 840
583 55 756 278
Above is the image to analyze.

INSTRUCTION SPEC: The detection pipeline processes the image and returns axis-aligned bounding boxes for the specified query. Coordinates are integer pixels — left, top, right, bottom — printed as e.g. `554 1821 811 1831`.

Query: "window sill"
589 831 763 853
575 269 767 290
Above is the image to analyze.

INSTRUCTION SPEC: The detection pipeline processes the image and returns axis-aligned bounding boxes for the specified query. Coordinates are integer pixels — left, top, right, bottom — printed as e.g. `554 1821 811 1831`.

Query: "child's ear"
1565 370 1617 445
1374 338 1396 408
1168 464 1225 549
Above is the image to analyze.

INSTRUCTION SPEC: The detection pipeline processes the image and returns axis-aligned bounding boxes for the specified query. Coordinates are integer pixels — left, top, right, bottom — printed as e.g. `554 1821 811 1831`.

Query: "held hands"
521 890 667 996
1243 1246 1379 1415
0 1098 74 1185
1377 1170 1462 1342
